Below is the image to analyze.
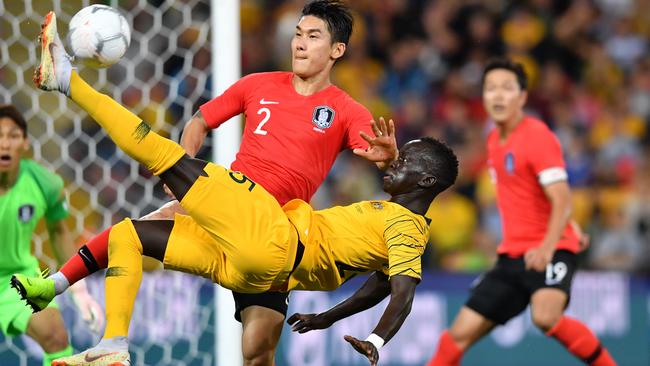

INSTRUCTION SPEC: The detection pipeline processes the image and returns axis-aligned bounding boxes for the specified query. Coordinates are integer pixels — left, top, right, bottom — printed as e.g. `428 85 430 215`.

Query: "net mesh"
0 1 216 365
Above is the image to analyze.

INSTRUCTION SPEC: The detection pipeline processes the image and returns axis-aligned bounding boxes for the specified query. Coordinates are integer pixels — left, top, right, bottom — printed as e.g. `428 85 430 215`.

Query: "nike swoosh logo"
260 98 279 105
84 352 120 362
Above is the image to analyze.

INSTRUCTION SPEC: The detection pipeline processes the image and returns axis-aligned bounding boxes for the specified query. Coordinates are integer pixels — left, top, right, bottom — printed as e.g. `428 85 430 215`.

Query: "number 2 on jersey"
254 107 270 135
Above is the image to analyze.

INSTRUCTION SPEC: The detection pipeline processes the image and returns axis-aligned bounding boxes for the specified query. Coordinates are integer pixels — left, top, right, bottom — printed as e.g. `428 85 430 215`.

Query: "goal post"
211 1 243 365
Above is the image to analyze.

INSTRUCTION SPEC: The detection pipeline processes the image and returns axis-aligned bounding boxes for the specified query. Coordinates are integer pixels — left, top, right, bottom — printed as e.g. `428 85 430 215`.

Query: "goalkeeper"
0 104 104 366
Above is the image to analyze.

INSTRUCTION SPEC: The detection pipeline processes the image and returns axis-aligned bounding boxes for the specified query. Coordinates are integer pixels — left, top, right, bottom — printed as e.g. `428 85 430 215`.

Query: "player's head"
481 58 528 125
0 105 29 173
383 137 459 198
292 0 353 78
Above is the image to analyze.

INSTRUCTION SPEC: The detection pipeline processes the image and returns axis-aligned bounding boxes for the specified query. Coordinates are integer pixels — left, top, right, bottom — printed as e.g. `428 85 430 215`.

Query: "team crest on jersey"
312 106 335 129
504 152 515 174
371 201 384 210
18 204 35 223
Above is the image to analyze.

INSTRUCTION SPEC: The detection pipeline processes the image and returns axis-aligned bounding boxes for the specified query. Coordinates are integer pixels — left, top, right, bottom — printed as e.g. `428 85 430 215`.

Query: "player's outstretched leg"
10 269 55 312
35 11 186 177
10 228 110 314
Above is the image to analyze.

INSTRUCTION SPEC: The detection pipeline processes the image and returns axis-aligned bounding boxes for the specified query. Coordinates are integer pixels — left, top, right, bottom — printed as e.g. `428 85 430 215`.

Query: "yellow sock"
103 218 143 338
69 71 185 175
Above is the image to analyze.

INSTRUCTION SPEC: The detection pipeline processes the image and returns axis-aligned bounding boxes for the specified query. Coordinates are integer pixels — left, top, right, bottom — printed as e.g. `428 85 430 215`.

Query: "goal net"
0 1 217 365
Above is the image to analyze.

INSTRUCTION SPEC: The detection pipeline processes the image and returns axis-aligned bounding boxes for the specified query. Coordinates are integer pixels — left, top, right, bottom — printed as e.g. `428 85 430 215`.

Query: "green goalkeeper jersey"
0 159 69 275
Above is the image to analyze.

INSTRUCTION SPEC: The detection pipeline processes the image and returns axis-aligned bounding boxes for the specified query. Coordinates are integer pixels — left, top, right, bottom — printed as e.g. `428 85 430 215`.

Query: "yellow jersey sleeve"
383 214 428 280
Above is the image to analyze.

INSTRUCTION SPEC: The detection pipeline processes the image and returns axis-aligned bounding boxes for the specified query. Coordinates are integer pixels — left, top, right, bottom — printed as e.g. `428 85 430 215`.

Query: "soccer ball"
67 5 131 68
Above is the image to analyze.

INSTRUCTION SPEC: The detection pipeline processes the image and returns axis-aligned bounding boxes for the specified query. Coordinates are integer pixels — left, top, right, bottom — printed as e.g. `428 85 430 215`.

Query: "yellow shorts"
163 163 298 293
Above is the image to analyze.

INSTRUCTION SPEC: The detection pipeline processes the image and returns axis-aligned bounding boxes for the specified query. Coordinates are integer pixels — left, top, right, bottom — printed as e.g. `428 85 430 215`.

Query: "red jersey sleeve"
343 100 373 150
526 125 566 175
199 74 255 129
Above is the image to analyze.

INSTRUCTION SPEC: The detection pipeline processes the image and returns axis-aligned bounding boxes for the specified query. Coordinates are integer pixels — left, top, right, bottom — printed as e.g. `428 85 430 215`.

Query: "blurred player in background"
0 105 103 366
425 59 616 366
26 11 459 364
13 1 398 365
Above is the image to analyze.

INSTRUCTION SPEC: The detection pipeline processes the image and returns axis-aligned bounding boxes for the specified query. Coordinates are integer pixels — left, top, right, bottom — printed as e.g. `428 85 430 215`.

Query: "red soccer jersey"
199 71 373 205
486 116 579 256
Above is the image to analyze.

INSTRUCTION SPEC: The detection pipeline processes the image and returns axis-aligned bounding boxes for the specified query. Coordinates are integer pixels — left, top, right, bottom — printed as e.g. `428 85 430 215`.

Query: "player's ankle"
50 271 69 295
96 336 129 351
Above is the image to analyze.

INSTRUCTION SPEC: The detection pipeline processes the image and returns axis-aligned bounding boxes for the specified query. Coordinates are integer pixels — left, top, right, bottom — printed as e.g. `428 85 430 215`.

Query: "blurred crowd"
3 0 649 274
233 0 650 274
77 0 650 274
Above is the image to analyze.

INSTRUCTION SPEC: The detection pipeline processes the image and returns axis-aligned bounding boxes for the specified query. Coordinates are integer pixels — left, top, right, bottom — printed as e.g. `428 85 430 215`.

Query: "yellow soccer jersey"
283 199 430 291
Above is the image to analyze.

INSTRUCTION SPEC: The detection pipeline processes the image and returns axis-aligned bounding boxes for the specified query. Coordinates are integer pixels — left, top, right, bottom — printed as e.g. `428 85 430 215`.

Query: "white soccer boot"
33 11 72 95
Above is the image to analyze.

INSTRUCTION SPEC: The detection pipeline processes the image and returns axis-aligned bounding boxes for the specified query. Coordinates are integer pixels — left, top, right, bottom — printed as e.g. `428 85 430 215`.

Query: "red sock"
546 316 617 366
59 226 112 285
427 331 463 366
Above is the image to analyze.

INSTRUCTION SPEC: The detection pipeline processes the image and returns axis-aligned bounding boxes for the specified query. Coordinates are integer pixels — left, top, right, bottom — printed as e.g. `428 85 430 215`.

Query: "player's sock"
103 218 143 338
43 344 72 366
49 272 69 295
546 316 617 366
95 336 129 352
57 226 112 291
427 330 463 366
69 71 185 176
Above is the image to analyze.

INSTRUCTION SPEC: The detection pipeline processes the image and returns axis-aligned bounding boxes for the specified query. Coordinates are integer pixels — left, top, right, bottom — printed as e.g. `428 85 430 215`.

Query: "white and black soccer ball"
67 4 131 68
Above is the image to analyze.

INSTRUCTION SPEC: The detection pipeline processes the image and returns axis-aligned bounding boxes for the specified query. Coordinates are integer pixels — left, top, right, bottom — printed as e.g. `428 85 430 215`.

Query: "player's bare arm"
287 271 391 333
524 180 573 272
163 110 209 199
353 117 398 170
180 110 210 158
45 216 74 264
344 274 418 365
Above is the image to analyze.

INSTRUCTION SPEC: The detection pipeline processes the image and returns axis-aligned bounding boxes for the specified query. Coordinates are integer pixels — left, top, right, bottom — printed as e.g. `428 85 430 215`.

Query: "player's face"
291 15 345 78
482 69 527 124
383 140 431 195
0 117 28 173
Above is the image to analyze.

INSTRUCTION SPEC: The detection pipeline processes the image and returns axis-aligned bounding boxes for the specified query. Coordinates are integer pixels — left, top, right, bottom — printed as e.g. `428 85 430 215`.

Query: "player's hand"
524 246 554 272
163 183 176 199
69 280 105 334
287 313 333 333
353 117 398 169
570 220 590 252
344 335 379 366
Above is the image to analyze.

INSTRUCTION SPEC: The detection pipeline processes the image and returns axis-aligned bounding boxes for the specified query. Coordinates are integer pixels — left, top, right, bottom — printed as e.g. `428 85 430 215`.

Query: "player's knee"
110 219 143 254
241 328 278 366
38 326 69 353
531 310 561 332
242 345 275 366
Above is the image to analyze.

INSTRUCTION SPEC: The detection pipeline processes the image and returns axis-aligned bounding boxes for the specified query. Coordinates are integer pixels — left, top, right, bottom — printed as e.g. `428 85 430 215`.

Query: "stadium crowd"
84 0 650 273
5 0 648 274
218 0 649 274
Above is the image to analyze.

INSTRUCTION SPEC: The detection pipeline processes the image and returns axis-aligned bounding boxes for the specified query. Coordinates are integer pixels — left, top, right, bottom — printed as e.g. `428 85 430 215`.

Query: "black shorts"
232 291 290 322
466 250 577 325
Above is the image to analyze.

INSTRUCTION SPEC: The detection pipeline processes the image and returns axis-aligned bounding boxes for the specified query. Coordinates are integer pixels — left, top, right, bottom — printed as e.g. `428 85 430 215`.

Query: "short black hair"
301 0 353 45
418 137 459 195
0 104 27 136
482 58 528 91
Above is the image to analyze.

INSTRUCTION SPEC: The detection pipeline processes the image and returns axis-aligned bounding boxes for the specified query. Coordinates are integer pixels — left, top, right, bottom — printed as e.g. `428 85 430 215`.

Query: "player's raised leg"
35 11 186 181
11 228 111 314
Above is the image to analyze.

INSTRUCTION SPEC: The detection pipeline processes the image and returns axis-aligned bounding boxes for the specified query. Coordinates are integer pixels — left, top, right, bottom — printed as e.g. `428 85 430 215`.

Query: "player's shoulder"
242 71 291 83
382 202 428 232
329 86 367 109
20 159 64 193
521 115 553 135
